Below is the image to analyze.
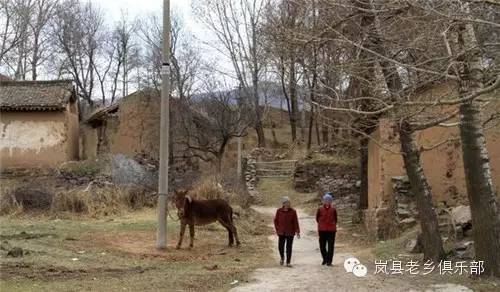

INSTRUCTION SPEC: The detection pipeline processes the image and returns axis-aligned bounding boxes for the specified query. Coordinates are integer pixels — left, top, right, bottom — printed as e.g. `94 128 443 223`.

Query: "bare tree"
263 0 303 142
193 0 267 147
441 1 500 276
0 0 31 66
29 0 56 80
181 78 252 172
137 12 201 100
51 0 105 107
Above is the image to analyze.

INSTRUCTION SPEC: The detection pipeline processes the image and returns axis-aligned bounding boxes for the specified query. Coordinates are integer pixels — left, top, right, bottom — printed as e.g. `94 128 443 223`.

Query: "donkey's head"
173 188 192 217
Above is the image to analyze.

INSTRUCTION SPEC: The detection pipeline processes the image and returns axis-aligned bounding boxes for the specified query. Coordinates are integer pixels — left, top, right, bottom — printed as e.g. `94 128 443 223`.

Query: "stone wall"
293 160 358 193
244 155 257 195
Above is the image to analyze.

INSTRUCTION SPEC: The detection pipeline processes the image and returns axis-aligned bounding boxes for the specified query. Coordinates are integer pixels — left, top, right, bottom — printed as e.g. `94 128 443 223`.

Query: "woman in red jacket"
274 196 300 267
316 193 337 266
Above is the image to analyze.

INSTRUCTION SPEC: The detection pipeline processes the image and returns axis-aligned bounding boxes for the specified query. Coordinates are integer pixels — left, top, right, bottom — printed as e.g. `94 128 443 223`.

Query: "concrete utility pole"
156 0 170 250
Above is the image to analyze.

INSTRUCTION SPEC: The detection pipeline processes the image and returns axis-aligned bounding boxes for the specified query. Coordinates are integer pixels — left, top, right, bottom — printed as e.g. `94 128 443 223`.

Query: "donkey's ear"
185 195 192 203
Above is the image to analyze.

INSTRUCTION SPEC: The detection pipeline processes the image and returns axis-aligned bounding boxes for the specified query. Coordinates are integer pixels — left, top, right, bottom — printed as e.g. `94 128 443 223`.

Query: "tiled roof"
0 80 75 111
0 74 11 81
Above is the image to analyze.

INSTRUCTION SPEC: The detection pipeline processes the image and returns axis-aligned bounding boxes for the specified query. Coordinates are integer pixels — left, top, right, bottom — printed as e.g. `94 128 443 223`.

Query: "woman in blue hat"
316 192 337 266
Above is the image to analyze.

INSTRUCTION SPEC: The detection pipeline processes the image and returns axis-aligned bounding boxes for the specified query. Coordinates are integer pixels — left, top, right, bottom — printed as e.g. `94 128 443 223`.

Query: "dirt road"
231 206 472 292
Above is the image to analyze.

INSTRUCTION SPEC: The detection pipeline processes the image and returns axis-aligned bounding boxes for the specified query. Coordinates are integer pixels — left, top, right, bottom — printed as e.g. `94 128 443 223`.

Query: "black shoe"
326 263 333 266
321 261 326 265
280 259 284 266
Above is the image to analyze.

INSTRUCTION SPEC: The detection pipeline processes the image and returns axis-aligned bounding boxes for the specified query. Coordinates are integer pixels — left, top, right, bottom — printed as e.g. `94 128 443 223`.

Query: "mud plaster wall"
81 94 161 160
0 110 79 169
80 123 98 159
368 118 500 209
66 101 79 161
108 94 161 159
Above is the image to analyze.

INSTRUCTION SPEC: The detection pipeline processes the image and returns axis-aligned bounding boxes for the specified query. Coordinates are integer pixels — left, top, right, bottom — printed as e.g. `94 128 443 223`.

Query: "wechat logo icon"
344 257 368 277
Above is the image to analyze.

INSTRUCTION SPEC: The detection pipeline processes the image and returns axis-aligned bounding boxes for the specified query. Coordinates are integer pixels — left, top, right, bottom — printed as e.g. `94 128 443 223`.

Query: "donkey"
172 189 240 249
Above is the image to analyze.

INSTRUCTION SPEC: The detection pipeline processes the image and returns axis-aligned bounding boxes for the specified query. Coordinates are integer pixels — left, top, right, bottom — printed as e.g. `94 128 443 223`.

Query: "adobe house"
364 82 500 239
0 80 79 170
81 89 203 173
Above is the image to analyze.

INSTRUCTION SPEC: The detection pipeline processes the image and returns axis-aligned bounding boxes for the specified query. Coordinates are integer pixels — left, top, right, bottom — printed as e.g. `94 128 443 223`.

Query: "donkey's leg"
231 223 240 246
217 218 234 246
227 216 240 246
176 223 186 249
228 210 240 246
188 224 195 248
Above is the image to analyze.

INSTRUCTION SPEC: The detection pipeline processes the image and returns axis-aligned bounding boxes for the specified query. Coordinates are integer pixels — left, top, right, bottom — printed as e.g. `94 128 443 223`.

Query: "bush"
0 185 54 215
0 187 22 215
189 175 252 209
58 160 102 178
51 186 123 217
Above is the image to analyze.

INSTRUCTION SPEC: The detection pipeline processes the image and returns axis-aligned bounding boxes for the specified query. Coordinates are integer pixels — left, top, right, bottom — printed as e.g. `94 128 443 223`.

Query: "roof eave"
0 105 66 111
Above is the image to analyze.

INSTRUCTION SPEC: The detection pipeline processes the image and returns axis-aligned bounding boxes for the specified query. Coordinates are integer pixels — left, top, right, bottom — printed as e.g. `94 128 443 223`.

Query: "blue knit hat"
323 192 334 202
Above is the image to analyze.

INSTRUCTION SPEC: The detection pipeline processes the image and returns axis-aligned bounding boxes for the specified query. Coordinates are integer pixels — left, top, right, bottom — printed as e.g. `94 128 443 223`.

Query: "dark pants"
278 235 294 264
319 231 336 264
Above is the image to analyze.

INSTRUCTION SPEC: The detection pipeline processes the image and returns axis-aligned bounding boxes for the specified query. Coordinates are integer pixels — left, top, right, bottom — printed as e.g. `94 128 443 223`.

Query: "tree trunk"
315 117 321 145
399 121 445 262
358 137 369 210
271 122 278 145
216 156 222 174
254 122 266 148
307 106 314 150
458 101 500 276
321 124 328 146
289 59 298 142
253 77 265 148
456 17 500 277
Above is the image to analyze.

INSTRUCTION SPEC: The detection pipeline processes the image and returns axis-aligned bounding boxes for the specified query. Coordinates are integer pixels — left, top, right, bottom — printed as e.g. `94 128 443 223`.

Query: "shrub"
189 175 252 209
51 186 123 217
58 160 102 178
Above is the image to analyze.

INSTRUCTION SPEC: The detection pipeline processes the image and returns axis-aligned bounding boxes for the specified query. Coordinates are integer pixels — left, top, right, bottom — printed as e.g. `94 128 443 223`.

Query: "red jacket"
316 204 337 232
274 207 300 236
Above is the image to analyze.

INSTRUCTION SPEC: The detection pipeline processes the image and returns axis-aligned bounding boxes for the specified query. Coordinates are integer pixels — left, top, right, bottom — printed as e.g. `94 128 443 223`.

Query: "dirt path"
231 206 472 292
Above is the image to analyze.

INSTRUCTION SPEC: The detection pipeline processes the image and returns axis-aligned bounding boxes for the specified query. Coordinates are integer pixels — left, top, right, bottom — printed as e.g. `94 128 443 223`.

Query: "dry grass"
1 183 155 218
254 177 317 208
51 186 124 217
189 176 252 209
0 208 273 292
190 178 228 200
306 152 357 166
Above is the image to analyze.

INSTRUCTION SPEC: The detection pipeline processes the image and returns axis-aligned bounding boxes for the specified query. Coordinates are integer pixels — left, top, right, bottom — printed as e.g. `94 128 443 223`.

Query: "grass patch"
58 160 102 178
0 208 272 292
255 177 317 209
305 152 357 166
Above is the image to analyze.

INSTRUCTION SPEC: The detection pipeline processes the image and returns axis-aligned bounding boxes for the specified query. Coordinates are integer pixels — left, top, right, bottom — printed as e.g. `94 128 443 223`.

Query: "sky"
91 0 234 85
92 0 205 41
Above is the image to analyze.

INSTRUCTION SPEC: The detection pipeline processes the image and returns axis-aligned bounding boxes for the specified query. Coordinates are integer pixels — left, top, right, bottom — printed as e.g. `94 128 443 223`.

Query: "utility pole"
156 0 170 250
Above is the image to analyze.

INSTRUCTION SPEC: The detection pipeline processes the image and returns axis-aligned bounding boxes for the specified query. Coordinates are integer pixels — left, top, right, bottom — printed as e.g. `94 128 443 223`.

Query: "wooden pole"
156 0 170 250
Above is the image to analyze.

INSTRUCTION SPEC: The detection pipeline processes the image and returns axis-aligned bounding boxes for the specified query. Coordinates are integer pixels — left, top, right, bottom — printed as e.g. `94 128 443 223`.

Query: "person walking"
316 192 337 266
274 196 300 267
